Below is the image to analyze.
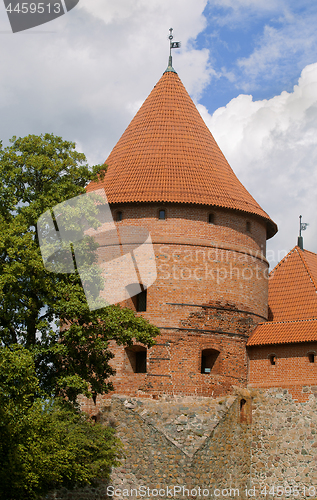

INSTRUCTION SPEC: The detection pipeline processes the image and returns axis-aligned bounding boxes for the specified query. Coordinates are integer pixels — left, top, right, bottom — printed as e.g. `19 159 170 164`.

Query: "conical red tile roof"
88 70 277 238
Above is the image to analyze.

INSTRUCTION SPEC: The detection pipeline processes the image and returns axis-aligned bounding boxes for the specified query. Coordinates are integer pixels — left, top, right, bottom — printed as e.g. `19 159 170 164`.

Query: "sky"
1 0 317 268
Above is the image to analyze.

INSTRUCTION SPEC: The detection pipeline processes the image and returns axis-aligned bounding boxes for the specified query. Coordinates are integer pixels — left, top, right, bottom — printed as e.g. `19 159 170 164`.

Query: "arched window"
201 348 220 374
159 209 166 220
240 398 247 423
125 346 147 373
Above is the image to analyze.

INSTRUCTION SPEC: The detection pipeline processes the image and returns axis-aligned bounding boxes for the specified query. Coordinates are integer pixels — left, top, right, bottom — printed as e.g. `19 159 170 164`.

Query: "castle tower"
87 64 277 398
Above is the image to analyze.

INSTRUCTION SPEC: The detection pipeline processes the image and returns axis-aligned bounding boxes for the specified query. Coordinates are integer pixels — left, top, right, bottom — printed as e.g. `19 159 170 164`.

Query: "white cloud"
198 62 317 267
0 0 211 164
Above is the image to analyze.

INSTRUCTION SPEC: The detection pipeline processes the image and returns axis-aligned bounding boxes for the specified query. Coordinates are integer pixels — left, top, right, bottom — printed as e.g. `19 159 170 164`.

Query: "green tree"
0 133 158 401
0 346 121 500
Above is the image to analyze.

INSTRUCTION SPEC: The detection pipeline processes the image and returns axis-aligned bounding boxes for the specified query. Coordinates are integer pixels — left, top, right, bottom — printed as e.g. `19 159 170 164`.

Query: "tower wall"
92 202 270 400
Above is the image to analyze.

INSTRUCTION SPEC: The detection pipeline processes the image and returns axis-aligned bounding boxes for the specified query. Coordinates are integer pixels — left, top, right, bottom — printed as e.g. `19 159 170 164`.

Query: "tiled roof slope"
87 70 277 238
268 246 317 322
247 246 317 346
247 319 317 346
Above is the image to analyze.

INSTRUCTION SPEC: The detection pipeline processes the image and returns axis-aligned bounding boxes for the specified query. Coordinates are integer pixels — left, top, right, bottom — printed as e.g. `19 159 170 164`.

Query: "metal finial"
166 28 181 72
298 215 309 249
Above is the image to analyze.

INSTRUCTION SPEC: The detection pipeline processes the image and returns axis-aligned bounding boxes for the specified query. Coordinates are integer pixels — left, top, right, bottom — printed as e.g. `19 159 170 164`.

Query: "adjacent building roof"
87 69 277 239
248 246 317 347
268 246 317 322
247 318 317 346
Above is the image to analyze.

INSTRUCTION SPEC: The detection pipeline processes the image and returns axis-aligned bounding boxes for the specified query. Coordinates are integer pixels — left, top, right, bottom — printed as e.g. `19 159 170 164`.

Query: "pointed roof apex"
164 56 177 74
164 28 180 74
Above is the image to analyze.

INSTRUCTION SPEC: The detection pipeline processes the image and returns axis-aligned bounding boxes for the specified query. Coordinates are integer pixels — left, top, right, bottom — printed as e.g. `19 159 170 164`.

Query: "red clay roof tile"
247 319 317 346
248 246 317 346
87 70 277 238
268 246 317 322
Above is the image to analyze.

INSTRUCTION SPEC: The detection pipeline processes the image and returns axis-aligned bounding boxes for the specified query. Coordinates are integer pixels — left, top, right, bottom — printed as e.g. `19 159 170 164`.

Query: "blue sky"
0 0 317 266
193 1 317 110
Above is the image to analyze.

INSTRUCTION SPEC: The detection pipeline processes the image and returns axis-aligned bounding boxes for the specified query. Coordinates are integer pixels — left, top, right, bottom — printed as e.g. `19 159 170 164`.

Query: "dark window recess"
125 347 147 373
208 213 215 224
136 289 147 312
269 354 276 365
201 348 219 374
116 211 123 221
246 221 251 232
240 398 247 423
159 209 166 220
308 353 315 363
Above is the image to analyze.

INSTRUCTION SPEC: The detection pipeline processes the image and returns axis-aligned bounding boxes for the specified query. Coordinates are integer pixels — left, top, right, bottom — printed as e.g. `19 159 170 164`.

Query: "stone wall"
47 388 317 500
107 391 252 499
250 387 317 497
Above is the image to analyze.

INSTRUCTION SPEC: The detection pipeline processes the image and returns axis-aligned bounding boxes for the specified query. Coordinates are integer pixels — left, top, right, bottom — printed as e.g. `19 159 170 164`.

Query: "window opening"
159 209 166 220
125 346 147 373
240 398 247 423
246 221 251 232
136 289 147 312
308 353 315 363
269 354 276 365
116 211 123 222
201 348 219 374
208 213 215 224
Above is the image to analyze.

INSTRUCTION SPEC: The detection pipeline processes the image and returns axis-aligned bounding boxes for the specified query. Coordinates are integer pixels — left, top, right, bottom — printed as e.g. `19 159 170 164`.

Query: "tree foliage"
0 133 159 496
0 346 121 500
0 133 158 402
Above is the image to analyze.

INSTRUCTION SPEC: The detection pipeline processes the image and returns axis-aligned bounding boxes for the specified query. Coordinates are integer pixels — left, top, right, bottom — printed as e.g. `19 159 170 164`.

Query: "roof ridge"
269 246 297 278
296 246 317 292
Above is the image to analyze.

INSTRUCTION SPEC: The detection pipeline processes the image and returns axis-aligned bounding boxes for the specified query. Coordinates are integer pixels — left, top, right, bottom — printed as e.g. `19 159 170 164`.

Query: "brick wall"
248 342 317 401
89 202 269 400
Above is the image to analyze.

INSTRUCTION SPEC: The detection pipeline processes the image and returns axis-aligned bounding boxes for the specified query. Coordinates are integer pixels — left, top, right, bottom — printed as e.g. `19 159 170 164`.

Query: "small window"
208 213 215 224
159 209 166 220
201 348 219 374
116 211 123 222
131 289 147 312
269 354 276 365
240 398 246 423
246 221 251 232
125 346 147 373
308 353 315 363
137 289 147 312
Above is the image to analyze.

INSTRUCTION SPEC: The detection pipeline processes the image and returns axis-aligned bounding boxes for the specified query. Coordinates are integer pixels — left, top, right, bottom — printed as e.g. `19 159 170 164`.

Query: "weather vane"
168 28 181 68
298 215 309 249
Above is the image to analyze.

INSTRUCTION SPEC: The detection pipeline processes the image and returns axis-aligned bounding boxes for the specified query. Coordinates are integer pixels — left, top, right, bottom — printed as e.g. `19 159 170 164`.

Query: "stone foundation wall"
250 387 317 497
107 391 252 499
46 388 317 500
